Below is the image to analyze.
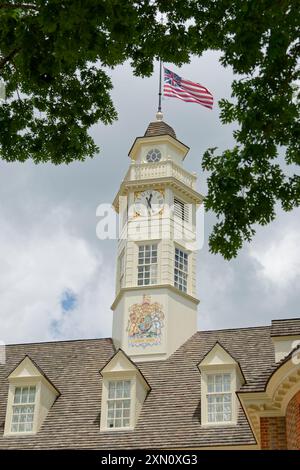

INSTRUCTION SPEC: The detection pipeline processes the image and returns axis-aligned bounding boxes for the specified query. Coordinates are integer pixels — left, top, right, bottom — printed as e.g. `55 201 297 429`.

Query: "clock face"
135 190 164 216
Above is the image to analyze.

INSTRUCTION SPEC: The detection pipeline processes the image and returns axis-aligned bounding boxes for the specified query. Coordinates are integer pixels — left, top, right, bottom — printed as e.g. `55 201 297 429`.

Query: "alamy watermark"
96 198 204 252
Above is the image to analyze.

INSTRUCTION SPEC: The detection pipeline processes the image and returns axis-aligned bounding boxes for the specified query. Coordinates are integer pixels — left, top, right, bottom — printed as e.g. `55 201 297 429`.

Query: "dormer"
198 343 245 426
4 356 60 436
99 349 150 431
128 119 189 166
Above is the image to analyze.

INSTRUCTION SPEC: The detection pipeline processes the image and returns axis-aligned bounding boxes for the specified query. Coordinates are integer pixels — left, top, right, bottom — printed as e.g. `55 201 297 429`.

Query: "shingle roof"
271 318 300 337
144 121 176 139
0 320 299 449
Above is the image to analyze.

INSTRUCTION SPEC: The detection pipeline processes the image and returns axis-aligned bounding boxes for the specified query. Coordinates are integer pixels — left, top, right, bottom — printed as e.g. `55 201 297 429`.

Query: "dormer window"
107 380 131 429
4 356 60 436
198 343 245 426
11 386 36 433
100 350 150 432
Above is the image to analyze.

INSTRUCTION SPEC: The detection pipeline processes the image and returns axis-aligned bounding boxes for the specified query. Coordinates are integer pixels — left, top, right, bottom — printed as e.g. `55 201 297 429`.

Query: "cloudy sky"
1 52 299 345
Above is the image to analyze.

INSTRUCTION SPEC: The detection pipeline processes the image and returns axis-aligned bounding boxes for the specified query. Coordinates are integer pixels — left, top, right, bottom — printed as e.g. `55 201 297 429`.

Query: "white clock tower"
111 113 203 362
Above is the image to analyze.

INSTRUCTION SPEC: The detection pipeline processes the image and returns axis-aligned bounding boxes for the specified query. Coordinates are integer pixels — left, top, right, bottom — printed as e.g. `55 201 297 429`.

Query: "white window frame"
5 381 40 436
206 373 232 424
174 246 188 293
106 380 132 429
10 385 37 434
100 374 136 432
200 367 238 426
137 243 158 286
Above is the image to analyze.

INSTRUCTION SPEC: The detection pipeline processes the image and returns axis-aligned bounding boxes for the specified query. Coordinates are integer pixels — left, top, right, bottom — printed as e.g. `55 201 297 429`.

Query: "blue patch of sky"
50 290 77 338
61 290 77 312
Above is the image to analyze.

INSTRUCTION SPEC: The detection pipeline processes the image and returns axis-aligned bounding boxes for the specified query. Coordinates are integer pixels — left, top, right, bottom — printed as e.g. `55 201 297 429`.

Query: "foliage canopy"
0 1 299 258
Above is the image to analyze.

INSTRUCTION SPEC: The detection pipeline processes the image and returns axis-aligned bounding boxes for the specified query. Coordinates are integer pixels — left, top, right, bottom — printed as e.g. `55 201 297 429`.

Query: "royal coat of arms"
127 295 165 348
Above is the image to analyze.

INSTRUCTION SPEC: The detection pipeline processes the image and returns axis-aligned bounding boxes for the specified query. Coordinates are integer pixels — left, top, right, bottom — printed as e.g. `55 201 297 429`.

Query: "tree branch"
0 3 37 10
0 47 21 70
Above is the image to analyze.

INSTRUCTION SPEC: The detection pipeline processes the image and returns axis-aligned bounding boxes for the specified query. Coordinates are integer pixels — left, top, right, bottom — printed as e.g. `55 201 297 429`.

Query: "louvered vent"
174 198 189 223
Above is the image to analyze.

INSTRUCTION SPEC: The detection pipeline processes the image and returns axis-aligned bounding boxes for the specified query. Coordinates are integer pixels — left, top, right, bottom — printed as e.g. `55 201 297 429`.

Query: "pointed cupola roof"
127 112 189 160
144 120 176 139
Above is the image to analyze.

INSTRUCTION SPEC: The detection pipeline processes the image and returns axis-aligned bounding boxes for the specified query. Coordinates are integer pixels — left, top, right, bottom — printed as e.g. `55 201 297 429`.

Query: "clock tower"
111 113 203 362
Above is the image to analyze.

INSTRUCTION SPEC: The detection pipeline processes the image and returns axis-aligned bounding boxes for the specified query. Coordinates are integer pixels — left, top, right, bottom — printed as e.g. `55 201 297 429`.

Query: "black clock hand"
146 194 153 208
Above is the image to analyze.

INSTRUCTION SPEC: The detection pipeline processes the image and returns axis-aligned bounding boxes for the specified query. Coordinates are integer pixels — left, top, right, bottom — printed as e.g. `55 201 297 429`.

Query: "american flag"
163 67 213 110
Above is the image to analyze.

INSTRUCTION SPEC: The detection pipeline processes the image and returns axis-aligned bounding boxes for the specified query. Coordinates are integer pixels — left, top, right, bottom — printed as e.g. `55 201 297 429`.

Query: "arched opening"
286 391 300 450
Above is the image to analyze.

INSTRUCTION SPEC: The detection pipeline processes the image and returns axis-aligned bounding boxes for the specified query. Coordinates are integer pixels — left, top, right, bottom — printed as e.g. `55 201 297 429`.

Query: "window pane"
223 374 231 392
207 376 214 393
123 381 131 398
14 388 21 404
21 387 29 403
116 381 123 398
174 248 188 292
24 423 33 432
11 403 35 433
29 387 36 403
206 390 232 423
215 375 223 392
106 381 131 429
108 382 115 399
137 244 158 286
123 399 130 409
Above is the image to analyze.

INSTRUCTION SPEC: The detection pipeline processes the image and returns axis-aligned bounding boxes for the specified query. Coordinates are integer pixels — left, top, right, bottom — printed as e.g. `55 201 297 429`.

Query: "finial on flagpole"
156 111 163 121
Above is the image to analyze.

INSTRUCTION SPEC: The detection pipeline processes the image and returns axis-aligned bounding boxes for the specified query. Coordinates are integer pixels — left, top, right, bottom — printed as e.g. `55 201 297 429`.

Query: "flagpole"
156 14 164 120
158 59 162 113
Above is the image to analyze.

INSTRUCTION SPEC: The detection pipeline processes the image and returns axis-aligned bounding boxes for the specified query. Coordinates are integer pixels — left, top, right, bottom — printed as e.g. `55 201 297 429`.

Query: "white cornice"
113 177 203 211
111 284 200 311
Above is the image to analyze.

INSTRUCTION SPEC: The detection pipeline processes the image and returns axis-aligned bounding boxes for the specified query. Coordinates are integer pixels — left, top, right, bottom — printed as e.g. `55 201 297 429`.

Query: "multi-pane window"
11 386 36 433
174 247 188 292
174 198 189 223
207 374 232 423
107 380 131 429
138 244 158 286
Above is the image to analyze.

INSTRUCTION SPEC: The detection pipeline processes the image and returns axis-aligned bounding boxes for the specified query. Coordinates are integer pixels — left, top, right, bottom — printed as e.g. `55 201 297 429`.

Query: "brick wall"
260 416 287 450
286 391 300 450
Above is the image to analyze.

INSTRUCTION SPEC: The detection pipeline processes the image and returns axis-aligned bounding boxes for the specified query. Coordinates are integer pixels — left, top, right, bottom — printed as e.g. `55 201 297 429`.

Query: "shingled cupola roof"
144 120 176 140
